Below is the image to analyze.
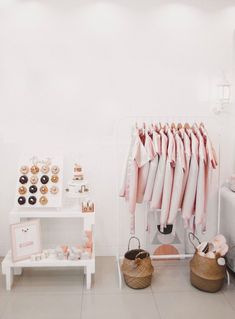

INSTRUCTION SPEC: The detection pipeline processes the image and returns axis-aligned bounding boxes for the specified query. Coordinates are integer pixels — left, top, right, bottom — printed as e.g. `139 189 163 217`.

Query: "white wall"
0 0 235 256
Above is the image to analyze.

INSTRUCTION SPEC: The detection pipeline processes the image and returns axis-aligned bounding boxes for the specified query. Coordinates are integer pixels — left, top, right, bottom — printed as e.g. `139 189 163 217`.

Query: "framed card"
10 219 42 262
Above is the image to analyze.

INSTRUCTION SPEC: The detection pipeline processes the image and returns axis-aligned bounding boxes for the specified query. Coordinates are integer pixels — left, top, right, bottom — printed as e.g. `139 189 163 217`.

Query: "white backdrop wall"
0 0 235 256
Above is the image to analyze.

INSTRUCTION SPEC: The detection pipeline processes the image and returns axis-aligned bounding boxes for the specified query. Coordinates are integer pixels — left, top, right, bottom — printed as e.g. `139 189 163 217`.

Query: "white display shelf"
2 251 95 290
2 207 95 291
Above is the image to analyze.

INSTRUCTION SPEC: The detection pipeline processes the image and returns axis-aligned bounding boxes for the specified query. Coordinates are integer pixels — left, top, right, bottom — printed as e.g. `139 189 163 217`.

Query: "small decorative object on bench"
121 236 154 289
189 232 227 293
82 201 94 213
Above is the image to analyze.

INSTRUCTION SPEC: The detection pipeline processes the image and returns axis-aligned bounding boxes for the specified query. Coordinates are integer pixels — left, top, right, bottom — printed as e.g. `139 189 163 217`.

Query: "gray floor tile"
0 295 9 318
151 263 194 292
82 293 160 319
154 291 235 319
1 293 82 319
85 256 152 294
223 289 235 311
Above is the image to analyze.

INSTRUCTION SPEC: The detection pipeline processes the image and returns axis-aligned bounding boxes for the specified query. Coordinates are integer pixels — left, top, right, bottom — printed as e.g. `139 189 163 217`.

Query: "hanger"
184 122 191 130
164 122 169 134
177 123 183 130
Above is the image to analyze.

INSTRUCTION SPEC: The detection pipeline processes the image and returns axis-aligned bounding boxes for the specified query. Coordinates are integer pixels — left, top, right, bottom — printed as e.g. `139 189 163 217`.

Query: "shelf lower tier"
1 251 95 290
2 251 95 269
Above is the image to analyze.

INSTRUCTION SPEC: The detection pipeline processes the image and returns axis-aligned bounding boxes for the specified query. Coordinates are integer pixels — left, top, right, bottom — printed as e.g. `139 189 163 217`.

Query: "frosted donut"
28 196 37 205
29 185 37 194
19 175 28 184
18 196 26 205
51 175 59 183
51 165 60 174
30 175 38 184
50 186 59 194
20 165 29 174
30 165 39 174
41 175 49 184
40 186 48 194
41 165 49 174
18 186 27 195
39 196 48 206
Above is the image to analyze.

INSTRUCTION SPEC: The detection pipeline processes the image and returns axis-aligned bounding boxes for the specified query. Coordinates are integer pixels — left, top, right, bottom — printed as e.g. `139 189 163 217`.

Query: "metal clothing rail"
115 116 222 289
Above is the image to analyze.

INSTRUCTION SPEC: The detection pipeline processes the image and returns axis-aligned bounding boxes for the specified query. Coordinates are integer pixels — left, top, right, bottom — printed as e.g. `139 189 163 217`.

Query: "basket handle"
135 251 149 260
188 232 201 250
128 236 141 251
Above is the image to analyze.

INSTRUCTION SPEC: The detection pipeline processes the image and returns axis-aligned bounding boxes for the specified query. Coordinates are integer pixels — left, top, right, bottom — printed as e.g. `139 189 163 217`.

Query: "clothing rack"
116 115 223 288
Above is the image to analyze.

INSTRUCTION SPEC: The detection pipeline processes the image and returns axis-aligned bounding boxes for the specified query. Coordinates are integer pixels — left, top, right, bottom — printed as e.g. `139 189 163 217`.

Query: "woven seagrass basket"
189 233 226 293
121 237 154 289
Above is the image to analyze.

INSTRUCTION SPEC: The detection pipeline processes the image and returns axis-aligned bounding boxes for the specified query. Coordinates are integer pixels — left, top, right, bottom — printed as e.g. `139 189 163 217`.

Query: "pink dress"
160 128 176 229
167 132 185 225
181 129 199 228
136 132 154 203
143 130 161 202
150 129 168 210
199 124 218 232
179 128 191 207
193 124 207 230
120 129 149 234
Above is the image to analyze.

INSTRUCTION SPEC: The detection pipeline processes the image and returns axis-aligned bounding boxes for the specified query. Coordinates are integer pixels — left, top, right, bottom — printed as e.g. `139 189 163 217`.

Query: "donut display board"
16 156 63 208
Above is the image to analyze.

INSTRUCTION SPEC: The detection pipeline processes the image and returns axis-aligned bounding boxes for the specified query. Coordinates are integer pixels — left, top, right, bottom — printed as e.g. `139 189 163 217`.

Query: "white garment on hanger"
150 129 168 210
179 128 191 207
136 132 153 203
160 128 176 229
194 124 207 230
181 130 199 229
167 132 185 225
119 129 149 234
143 131 160 202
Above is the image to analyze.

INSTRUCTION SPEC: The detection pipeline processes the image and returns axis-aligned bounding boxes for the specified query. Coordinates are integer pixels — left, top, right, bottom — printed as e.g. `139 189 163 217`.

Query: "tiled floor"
0 257 235 319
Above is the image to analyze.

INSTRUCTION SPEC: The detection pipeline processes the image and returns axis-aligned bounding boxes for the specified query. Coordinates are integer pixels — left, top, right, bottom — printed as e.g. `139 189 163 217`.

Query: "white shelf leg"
14 267 23 276
6 267 13 291
86 266 92 290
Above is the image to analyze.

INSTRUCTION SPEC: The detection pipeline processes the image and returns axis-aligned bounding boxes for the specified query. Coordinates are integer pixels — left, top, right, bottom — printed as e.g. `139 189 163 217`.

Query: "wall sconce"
213 73 232 114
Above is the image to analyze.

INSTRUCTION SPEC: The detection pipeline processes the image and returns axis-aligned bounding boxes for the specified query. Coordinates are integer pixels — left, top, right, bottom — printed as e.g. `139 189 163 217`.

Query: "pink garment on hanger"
150 129 168 210
167 132 186 225
199 124 218 232
179 128 191 208
119 129 149 234
119 129 136 198
160 128 176 229
181 129 199 229
193 124 207 230
143 130 161 202
136 132 154 203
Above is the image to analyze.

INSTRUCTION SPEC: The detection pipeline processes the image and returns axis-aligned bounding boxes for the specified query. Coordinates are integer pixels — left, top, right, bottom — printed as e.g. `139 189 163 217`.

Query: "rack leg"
226 270 230 286
116 255 123 289
6 267 13 291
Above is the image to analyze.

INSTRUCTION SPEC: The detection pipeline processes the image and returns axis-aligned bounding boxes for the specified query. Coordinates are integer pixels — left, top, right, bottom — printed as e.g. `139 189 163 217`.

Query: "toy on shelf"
29 231 94 262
